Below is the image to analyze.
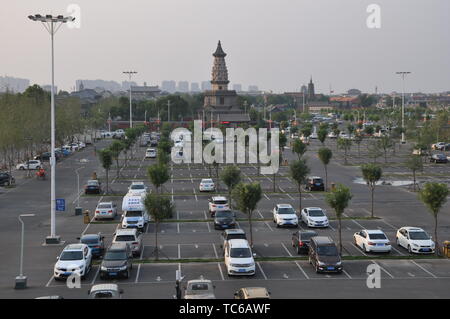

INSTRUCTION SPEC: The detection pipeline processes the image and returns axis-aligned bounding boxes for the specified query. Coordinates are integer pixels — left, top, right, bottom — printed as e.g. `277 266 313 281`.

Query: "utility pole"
396 72 411 144
123 71 137 128
28 13 74 245
167 100 171 122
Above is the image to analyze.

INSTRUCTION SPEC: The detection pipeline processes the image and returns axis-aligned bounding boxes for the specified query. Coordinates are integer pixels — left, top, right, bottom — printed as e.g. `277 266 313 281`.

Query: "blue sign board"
56 199 65 212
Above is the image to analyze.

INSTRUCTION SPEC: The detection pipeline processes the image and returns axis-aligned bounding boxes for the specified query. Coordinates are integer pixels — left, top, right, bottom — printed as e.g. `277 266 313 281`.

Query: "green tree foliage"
289 159 310 213
220 166 241 209
147 164 170 194
292 139 307 159
361 164 382 218
318 148 333 191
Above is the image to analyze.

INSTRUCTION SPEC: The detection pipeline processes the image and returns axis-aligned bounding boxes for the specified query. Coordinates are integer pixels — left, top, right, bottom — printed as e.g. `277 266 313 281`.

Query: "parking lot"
1 136 450 299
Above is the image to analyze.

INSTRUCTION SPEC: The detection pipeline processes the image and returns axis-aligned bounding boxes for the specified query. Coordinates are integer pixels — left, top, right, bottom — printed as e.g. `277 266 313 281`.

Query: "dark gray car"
308 236 343 273
214 210 236 230
99 243 133 279
291 230 318 254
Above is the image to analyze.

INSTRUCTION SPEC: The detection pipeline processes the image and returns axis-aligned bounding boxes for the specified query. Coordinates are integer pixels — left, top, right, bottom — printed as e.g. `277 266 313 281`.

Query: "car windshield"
216 211 233 218
126 211 143 217
313 179 323 184
87 181 98 186
308 210 324 217
278 207 295 215
98 204 112 209
188 283 210 293
213 200 228 205
300 233 317 240
92 292 114 298
226 234 246 241
81 237 99 245
104 251 127 260
230 248 252 258
115 235 136 242
131 185 145 190
317 245 338 256
368 233 387 240
409 231 430 240
60 251 83 261
202 180 213 183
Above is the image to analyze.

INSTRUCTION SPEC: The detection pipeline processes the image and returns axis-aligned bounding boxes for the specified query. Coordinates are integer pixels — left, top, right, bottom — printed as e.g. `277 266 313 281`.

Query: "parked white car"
327 131 337 139
208 196 229 216
112 229 143 256
353 229 391 253
94 202 118 220
145 148 157 159
183 279 216 299
54 244 92 280
300 207 329 228
127 181 148 196
199 179 215 192
224 239 256 276
396 227 435 254
272 204 298 228
16 160 42 170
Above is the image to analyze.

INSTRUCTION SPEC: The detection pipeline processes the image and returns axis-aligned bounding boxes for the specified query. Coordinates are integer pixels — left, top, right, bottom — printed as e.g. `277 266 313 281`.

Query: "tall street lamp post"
396 71 411 144
123 71 137 128
28 14 74 245
15 214 35 289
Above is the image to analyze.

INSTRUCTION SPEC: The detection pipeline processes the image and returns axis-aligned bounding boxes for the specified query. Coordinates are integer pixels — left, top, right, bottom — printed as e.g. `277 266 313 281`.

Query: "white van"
121 194 150 230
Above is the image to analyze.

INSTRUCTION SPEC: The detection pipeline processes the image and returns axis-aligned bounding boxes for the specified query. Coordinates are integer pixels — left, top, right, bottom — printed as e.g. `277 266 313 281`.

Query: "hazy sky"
1 0 449 93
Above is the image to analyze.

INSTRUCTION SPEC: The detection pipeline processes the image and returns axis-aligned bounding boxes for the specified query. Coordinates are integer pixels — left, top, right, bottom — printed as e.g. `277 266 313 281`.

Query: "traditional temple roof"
213 41 227 57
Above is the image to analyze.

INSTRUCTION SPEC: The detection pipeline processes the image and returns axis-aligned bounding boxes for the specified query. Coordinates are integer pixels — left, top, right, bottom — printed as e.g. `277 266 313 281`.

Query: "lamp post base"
45 236 61 245
15 276 27 289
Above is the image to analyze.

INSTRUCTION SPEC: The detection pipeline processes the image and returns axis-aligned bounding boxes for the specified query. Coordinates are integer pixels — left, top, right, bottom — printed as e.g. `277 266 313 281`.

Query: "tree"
377 135 393 163
232 182 262 247
318 128 328 145
147 164 170 194
347 124 355 136
109 140 124 178
361 164 382 218
354 134 363 157
318 148 333 191
157 150 170 165
337 138 352 165
419 183 448 256
220 166 241 209
405 155 423 192
325 184 353 255
367 140 383 163
144 194 174 260
292 139 307 159
289 159 310 213
99 149 113 194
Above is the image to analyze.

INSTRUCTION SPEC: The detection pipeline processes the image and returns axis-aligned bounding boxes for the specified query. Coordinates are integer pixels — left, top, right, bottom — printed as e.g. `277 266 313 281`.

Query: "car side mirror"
56 256 59 260
253 253 257 257
234 292 238 296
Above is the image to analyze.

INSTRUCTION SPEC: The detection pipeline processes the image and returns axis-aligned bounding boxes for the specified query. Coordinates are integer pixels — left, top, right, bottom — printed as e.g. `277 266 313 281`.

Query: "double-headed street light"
396 71 411 144
15 214 35 289
123 71 138 128
28 14 75 245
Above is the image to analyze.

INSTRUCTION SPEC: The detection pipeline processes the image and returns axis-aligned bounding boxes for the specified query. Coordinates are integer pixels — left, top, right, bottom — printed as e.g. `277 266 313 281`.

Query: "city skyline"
2 1 450 93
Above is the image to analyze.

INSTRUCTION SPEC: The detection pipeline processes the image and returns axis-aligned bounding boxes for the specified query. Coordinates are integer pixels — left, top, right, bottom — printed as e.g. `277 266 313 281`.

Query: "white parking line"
263 193 270 200
342 269 352 279
410 260 438 278
391 246 405 256
257 210 265 219
193 188 198 201
257 262 268 280
178 244 181 259
217 263 225 280
135 264 141 283
281 242 293 257
177 222 180 233
295 261 309 279
264 222 274 232
371 260 394 278
212 244 219 259
45 276 54 288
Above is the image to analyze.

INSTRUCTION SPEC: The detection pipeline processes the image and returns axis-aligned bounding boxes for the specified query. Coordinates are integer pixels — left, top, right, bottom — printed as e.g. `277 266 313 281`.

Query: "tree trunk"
434 215 439 256
298 185 302 213
106 169 109 195
249 210 253 247
338 217 342 256
116 158 120 178
228 187 232 210
412 170 416 192
324 165 328 192
155 222 159 260
371 186 374 218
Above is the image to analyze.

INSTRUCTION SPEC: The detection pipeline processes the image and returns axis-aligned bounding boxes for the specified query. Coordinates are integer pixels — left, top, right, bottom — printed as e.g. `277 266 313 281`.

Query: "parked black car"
78 234 105 258
214 210 236 230
306 176 325 191
84 180 102 194
430 154 448 164
308 236 343 273
291 230 318 254
0 172 15 186
99 243 133 279
35 152 61 162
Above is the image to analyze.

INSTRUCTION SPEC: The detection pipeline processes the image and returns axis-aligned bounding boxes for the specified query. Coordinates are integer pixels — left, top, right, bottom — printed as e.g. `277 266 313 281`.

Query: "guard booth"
443 241 450 258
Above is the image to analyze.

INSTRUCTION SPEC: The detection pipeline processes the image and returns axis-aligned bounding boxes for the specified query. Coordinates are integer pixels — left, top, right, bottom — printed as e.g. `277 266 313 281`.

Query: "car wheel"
396 238 400 247
20 167 25 170
363 244 368 253
297 247 301 255
408 245 412 254
125 269 130 279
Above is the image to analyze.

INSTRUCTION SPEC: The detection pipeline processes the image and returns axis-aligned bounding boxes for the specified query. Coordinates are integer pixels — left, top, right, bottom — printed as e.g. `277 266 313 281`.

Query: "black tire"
297 247 301 255
124 269 130 279
408 245 412 254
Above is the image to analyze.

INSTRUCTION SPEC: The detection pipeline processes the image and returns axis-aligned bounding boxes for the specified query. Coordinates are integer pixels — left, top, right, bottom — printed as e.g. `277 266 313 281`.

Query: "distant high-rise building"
161 80 176 93
177 81 189 93
308 76 315 100
190 82 200 92
301 85 307 95
248 85 259 92
0 76 30 93
75 79 123 92
232 84 242 92
42 85 58 94
201 81 212 91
